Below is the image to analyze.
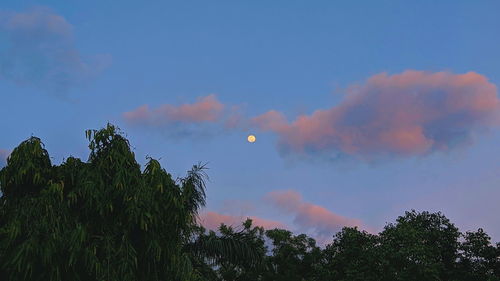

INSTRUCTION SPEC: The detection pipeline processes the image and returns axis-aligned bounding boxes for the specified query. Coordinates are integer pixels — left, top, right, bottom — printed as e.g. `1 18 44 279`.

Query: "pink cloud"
199 211 287 230
250 110 288 131
253 71 500 159
266 190 366 238
124 94 225 125
122 70 500 159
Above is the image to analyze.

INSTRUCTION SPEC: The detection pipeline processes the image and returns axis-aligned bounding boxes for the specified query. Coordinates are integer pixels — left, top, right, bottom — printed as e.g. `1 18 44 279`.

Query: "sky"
1 0 500 244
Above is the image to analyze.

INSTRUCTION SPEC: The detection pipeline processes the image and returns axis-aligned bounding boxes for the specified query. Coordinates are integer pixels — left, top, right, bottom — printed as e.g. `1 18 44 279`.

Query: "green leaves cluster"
0 124 224 281
206 212 500 281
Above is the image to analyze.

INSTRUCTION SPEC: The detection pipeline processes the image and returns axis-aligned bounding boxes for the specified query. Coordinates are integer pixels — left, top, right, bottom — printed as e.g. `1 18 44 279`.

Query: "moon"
247 134 256 143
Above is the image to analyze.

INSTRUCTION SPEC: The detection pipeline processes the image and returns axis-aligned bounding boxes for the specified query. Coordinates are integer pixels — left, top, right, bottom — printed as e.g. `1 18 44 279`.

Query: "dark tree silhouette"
322 227 381 281
0 124 259 281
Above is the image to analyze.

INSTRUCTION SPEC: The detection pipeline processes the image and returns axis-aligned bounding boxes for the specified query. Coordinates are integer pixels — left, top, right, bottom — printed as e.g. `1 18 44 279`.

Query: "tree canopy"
0 124 258 281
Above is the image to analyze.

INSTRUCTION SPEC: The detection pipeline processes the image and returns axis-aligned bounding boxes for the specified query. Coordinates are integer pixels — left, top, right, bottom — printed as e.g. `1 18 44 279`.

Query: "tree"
0 124 259 281
321 227 381 281
263 229 322 281
378 210 460 281
457 228 500 281
190 219 267 281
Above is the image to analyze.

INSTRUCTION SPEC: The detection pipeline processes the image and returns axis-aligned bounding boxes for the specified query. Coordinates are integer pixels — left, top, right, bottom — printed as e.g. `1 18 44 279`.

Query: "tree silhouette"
0 124 259 281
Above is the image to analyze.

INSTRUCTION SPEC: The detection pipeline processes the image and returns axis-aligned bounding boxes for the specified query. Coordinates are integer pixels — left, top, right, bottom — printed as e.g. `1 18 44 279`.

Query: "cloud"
123 94 243 138
123 70 499 160
199 211 287 230
266 190 366 240
253 71 500 159
0 7 110 94
251 110 288 132
200 191 368 245
124 94 225 124
0 149 9 167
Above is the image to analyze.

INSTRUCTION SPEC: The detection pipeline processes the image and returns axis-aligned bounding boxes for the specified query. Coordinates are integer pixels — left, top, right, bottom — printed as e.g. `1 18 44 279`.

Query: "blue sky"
1 0 500 243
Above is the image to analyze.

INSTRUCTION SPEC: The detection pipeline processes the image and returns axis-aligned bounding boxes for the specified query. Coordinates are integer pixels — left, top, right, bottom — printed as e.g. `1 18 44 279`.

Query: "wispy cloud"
0 7 110 94
123 94 242 138
199 211 287 230
266 190 366 242
124 94 225 124
200 190 367 245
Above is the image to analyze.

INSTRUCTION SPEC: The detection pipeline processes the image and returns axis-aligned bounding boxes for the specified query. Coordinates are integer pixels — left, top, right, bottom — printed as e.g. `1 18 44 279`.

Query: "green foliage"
201 212 500 281
457 229 500 281
378 210 461 281
189 220 267 281
0 124 238 281
1 137 52 198
263 229 322 281
322 227 380 281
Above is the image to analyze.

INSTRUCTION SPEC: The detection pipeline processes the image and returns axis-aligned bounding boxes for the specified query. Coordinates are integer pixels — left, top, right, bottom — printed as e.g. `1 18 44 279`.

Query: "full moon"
247 134 256 143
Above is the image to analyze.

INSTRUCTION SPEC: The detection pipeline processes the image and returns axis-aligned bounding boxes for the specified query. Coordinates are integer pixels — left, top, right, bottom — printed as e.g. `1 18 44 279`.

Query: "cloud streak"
266 190 366 240
124 94 225 125
0 7 110 94
200 190 368 245
123 94 243 138
199 211 287 230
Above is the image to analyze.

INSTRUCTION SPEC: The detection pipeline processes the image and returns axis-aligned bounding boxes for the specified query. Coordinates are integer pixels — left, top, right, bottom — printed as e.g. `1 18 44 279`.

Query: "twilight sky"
1 0 500 244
